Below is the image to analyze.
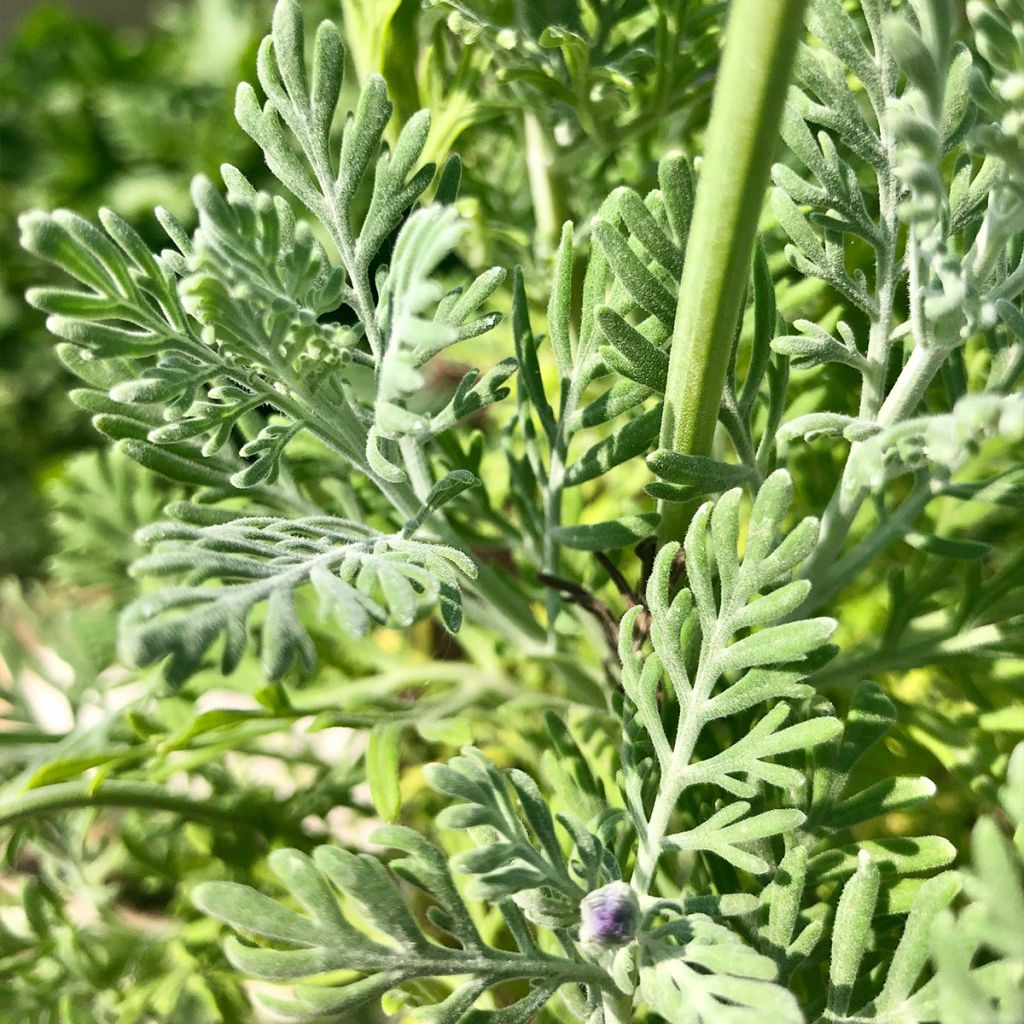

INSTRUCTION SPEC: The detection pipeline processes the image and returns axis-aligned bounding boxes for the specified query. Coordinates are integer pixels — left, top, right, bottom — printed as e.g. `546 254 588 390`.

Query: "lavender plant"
6 0 1023 1022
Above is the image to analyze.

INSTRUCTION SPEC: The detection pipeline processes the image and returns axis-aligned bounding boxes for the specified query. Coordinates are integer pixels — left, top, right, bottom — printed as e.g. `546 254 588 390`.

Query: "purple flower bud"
579 881 640 947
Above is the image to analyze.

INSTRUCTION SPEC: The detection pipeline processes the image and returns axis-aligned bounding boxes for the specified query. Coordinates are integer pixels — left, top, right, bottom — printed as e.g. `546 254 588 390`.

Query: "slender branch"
803 478 934 615
523 110 568 261
0 780 270 831
657 0 807 545
798 342 951 601
860 184 899 415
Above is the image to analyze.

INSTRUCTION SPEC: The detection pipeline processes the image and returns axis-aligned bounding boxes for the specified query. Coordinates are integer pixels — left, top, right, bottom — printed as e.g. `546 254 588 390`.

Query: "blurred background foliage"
0 0 277 576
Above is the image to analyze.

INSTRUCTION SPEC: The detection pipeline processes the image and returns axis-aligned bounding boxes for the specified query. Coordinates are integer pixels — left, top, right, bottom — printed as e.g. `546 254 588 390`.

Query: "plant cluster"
2 1 1022 1022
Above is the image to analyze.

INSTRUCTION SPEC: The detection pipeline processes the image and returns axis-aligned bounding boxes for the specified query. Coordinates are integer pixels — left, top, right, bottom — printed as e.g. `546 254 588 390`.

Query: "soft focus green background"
1 0 279 577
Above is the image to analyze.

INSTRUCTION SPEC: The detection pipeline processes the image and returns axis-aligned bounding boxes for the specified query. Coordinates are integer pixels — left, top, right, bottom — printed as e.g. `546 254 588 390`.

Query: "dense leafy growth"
3 1 1022 1023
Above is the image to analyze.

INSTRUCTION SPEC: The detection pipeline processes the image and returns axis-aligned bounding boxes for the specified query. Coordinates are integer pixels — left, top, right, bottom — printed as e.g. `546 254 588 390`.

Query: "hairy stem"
632 634 722 895
799 342 951 604
657 0 807 545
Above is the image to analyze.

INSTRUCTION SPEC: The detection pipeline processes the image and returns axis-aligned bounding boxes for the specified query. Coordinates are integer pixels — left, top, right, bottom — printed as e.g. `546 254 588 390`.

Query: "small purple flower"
579 881 640 947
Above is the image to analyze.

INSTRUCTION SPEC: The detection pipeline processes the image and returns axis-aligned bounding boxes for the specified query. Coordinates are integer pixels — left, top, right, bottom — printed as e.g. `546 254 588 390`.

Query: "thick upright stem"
658 0 807 545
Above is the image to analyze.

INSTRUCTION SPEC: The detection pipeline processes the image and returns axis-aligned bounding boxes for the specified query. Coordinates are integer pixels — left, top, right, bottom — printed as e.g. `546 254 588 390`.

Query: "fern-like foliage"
750 681 958 1010
770 0 1024 604
510 156 701 561
121 484 477 686
508 151 789 635
194 830 614 1023
926 742 1024 1024
424 0 722 256
426 746 591 924
201 476 949 1024
810 742 1024 1024
635 921 803 1024
621 471 838 892
18 0 530 684
14 2 1024 1023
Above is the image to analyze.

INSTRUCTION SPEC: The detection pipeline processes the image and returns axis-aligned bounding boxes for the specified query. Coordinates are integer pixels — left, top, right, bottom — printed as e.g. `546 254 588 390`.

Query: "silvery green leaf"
548 221 575 378
638 919 802 1024
553 513 659 551
597 305 670 392
196 827 608 1022
827 851 881 1017
873 871 962 1015
593 219 677 328
647 450 753 495
772 319 867 371
808 836 956 884
426 747 584 915
123 516 476 684
777 412 875 444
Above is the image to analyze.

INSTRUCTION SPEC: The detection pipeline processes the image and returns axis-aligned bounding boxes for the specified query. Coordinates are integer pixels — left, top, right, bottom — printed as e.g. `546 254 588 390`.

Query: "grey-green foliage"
821 857 960 1023
120 492 477 686
19 0 518 684
635 918 803 1024
800 682 942 847
772 0 1024 603
424 0 722 253
203 476 939 1024
967 0 1024 182
622 471 838 892
194 830 614 1023
926 742 1023 1024
752 681 958 1014
15 1 1024 1022
509 161 701 563
47 446 176 597
814 742 1024 1024
425 746 591 926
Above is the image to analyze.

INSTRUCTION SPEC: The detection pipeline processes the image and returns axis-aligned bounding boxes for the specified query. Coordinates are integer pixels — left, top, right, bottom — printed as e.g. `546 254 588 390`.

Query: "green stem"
524 111 568 261
0 729 67 746
805 477 934 614
0 780 267 831
859 76 900 419
632 630 724 895
657 0 807 545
